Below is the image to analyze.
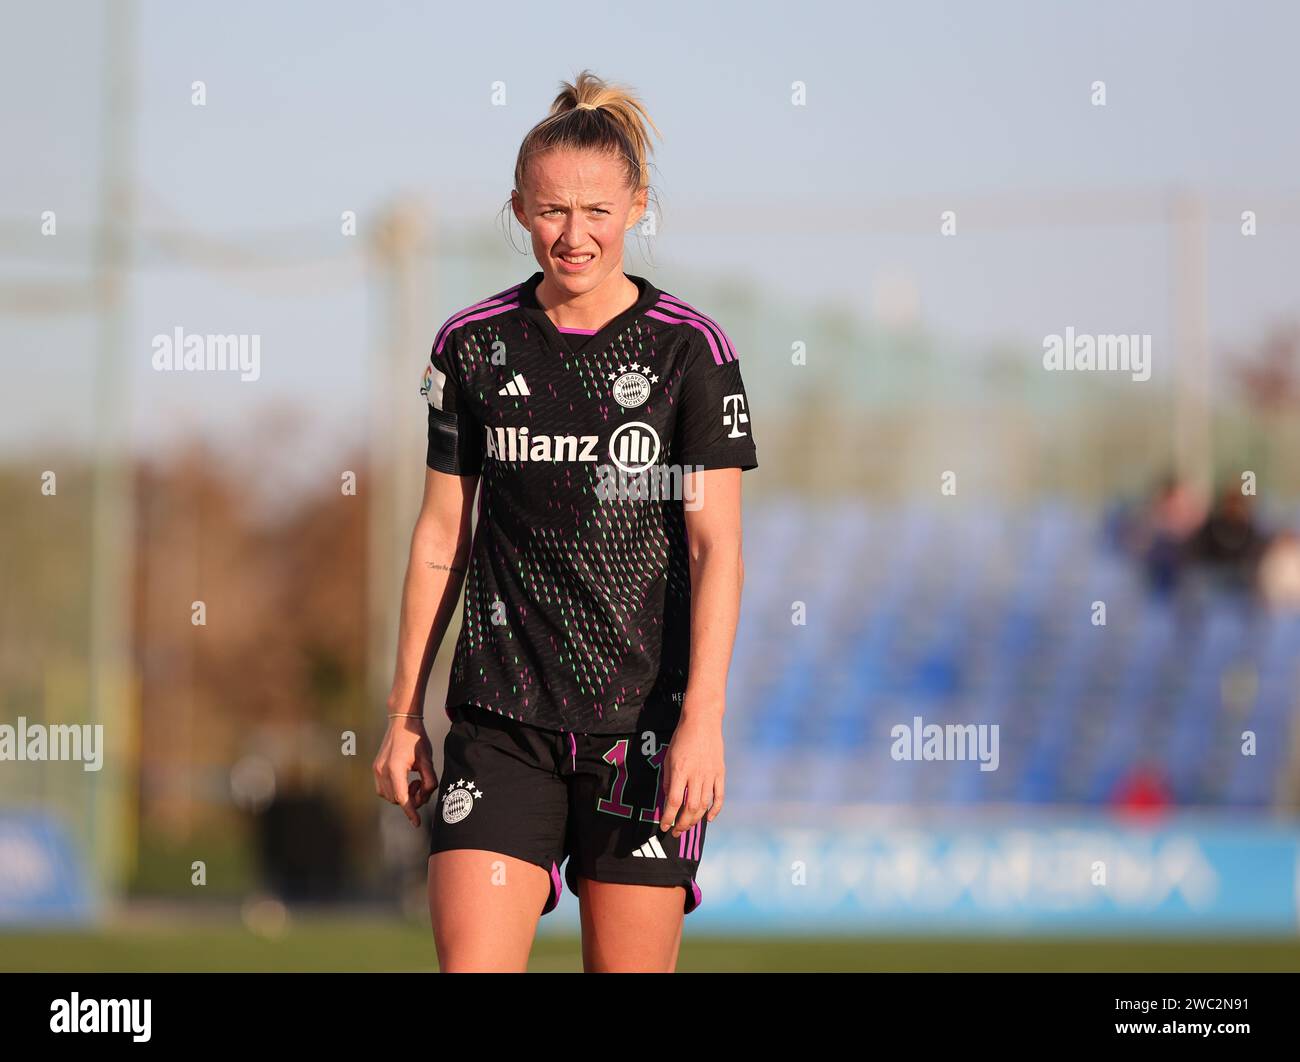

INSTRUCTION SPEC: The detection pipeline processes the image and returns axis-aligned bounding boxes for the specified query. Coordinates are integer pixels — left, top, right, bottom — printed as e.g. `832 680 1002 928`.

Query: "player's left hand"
659 707 725 838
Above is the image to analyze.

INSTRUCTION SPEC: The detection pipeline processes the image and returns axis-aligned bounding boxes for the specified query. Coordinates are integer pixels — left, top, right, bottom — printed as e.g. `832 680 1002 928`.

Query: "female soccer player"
372 70 758 972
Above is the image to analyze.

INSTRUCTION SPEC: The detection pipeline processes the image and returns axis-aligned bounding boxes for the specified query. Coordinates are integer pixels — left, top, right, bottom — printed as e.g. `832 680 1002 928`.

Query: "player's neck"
536 270 638 331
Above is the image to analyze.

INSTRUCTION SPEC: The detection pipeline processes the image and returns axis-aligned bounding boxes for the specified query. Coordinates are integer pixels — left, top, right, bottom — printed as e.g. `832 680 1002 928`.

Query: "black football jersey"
421 270 757 735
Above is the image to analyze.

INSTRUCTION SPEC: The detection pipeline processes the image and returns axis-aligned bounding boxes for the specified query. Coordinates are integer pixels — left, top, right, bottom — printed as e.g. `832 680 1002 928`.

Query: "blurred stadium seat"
728 499 1299 811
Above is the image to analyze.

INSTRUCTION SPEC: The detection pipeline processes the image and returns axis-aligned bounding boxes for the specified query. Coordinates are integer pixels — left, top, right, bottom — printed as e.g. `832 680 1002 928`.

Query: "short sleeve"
672 327 758 471
421 328 484 476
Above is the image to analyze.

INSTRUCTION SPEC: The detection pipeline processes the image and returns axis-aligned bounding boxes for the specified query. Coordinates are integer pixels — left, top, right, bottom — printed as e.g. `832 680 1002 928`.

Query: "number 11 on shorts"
596 737 668 823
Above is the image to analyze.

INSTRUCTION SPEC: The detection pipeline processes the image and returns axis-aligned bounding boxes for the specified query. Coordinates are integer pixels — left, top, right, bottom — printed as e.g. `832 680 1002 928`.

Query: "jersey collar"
519 270 659 354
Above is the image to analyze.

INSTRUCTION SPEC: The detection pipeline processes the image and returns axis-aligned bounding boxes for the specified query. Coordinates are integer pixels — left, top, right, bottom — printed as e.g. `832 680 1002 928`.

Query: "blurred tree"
1230 321 1300 492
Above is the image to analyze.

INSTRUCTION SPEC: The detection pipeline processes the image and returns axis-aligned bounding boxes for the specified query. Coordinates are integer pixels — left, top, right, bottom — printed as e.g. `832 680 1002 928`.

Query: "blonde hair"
510 70 663 230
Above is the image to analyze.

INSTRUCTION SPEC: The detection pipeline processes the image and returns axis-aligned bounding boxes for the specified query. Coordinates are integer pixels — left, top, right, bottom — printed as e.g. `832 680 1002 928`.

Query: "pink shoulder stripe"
646 309 727 365
652 294 737 363
433 283 523 355
647 302 735 365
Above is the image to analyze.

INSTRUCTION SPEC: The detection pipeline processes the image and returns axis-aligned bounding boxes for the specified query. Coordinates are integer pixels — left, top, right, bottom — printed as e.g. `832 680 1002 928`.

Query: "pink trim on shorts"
542 861 563 915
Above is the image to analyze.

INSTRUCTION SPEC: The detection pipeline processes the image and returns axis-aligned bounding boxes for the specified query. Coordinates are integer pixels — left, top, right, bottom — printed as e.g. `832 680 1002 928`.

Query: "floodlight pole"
88 0 138 911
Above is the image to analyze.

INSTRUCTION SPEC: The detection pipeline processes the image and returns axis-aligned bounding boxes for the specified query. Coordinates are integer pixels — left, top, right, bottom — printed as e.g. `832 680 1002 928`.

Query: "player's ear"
510 188 528 229
627 187 647 229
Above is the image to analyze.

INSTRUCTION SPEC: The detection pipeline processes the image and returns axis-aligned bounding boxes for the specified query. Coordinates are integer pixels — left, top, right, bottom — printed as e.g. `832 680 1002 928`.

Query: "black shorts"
428 703 705 916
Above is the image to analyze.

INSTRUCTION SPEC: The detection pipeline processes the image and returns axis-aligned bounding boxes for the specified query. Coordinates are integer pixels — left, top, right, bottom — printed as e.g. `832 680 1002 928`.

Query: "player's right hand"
373 718 439 828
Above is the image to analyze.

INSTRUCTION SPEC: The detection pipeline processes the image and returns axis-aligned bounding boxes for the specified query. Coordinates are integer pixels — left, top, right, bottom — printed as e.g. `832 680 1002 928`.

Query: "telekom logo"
721 394 749 438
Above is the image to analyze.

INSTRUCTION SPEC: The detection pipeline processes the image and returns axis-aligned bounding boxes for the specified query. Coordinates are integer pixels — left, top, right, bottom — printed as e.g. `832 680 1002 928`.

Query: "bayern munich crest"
441 779 483 824
607 362 657 408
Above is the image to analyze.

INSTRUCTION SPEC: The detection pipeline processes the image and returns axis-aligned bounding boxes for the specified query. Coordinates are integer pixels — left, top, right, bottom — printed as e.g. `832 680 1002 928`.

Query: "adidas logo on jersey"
632 835 670 859
498 372 530 396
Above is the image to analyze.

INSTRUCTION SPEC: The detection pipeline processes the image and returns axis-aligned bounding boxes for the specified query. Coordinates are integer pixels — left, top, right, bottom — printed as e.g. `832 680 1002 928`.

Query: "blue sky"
2 0 1297 465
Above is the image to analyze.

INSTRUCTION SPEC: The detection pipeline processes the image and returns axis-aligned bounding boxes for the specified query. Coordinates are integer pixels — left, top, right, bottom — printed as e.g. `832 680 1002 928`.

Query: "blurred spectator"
1128 473 1205 597
1257 529 1300 611
1186 485 1267 595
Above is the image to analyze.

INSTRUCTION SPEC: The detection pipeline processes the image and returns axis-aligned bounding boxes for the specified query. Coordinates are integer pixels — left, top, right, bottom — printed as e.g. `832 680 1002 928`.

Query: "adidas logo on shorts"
632 835 669 859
